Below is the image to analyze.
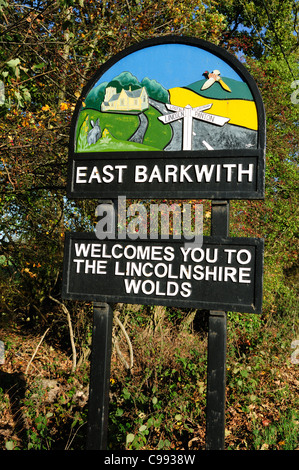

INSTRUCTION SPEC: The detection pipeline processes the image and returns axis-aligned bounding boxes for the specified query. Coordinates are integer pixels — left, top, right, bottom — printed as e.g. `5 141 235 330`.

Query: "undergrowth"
0 304 298 450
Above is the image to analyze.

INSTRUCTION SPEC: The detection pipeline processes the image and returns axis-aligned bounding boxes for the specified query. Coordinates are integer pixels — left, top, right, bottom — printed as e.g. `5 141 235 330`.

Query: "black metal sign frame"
67 36 266 200
63 36 266 450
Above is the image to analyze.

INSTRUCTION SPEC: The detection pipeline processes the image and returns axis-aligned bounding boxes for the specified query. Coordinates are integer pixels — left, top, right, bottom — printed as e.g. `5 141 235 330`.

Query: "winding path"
128 112 148 144
128 99 184 150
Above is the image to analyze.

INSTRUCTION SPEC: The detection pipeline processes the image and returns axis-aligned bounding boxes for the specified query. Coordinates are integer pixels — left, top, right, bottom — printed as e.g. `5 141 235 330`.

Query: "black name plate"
62 233 264 313
67 149 264 199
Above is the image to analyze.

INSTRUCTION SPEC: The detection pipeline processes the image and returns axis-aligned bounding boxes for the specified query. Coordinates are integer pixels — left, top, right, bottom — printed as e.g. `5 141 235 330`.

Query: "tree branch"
113 314 134 372
49 295 77 373
25 327 50 374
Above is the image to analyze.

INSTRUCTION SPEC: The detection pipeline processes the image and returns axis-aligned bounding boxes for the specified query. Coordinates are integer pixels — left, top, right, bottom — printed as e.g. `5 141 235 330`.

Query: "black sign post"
206 200 229 450
86 199 116 450
86 302 113 450
62 36 266 450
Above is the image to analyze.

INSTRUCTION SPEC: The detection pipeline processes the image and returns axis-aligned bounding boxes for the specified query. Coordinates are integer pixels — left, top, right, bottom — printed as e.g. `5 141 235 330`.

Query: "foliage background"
0 0 298 451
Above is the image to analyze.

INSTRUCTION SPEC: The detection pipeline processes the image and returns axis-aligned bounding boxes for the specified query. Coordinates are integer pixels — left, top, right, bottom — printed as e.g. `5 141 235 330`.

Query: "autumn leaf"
60 102 68 111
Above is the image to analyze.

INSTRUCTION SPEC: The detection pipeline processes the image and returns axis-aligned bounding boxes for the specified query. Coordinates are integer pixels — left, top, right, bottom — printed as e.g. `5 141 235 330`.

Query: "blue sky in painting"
95 43 243 90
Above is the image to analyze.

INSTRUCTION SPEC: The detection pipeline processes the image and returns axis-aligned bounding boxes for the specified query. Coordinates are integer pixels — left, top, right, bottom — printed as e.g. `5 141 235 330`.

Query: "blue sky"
95 43 243 90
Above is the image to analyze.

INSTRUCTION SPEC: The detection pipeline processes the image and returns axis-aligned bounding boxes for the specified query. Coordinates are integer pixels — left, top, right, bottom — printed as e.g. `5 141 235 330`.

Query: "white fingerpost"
158 103 230 150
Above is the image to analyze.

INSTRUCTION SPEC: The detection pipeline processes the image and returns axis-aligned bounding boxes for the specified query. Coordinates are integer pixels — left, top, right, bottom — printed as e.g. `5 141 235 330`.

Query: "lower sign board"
62 233 264 314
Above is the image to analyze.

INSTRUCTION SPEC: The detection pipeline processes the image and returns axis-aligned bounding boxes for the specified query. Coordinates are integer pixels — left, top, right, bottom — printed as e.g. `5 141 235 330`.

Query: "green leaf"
126 433 135 444
0 0 8 12
20 87 31 102
115 408 123 417
122 388 131 400
32 63 45 71
5 440 14 450
7 58 20 70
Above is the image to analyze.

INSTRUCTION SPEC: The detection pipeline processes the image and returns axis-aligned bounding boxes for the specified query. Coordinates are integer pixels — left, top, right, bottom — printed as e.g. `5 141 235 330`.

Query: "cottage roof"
125 88 144 98
107 87 145 102
108 93 120 103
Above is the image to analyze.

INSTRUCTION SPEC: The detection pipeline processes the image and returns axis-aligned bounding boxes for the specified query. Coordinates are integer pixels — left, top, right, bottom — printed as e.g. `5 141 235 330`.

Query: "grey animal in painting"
87 118 101 145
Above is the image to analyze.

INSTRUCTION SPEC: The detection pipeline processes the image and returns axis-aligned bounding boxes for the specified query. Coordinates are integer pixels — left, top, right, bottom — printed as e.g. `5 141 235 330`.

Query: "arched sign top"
72 36 265 154
68 36 265 199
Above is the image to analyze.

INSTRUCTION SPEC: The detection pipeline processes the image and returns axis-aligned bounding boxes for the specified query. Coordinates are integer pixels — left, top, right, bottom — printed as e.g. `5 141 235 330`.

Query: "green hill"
185 77 254 101
84 81 108 111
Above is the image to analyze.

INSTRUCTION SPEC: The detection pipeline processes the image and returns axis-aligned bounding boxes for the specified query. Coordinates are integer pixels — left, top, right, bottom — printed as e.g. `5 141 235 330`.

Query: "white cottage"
101 86 149 112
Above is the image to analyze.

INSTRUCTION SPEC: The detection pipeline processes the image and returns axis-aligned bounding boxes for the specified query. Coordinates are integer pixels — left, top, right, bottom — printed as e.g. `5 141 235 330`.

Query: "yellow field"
169 87 258 130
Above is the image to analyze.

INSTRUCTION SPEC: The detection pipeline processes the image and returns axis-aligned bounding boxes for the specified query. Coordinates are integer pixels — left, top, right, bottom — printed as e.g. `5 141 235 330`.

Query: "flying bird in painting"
201 70 231 92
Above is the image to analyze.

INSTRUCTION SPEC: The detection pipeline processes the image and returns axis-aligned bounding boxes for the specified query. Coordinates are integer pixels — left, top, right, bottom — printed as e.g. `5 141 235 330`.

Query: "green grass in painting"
143 106 172 149
76 106 171 152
